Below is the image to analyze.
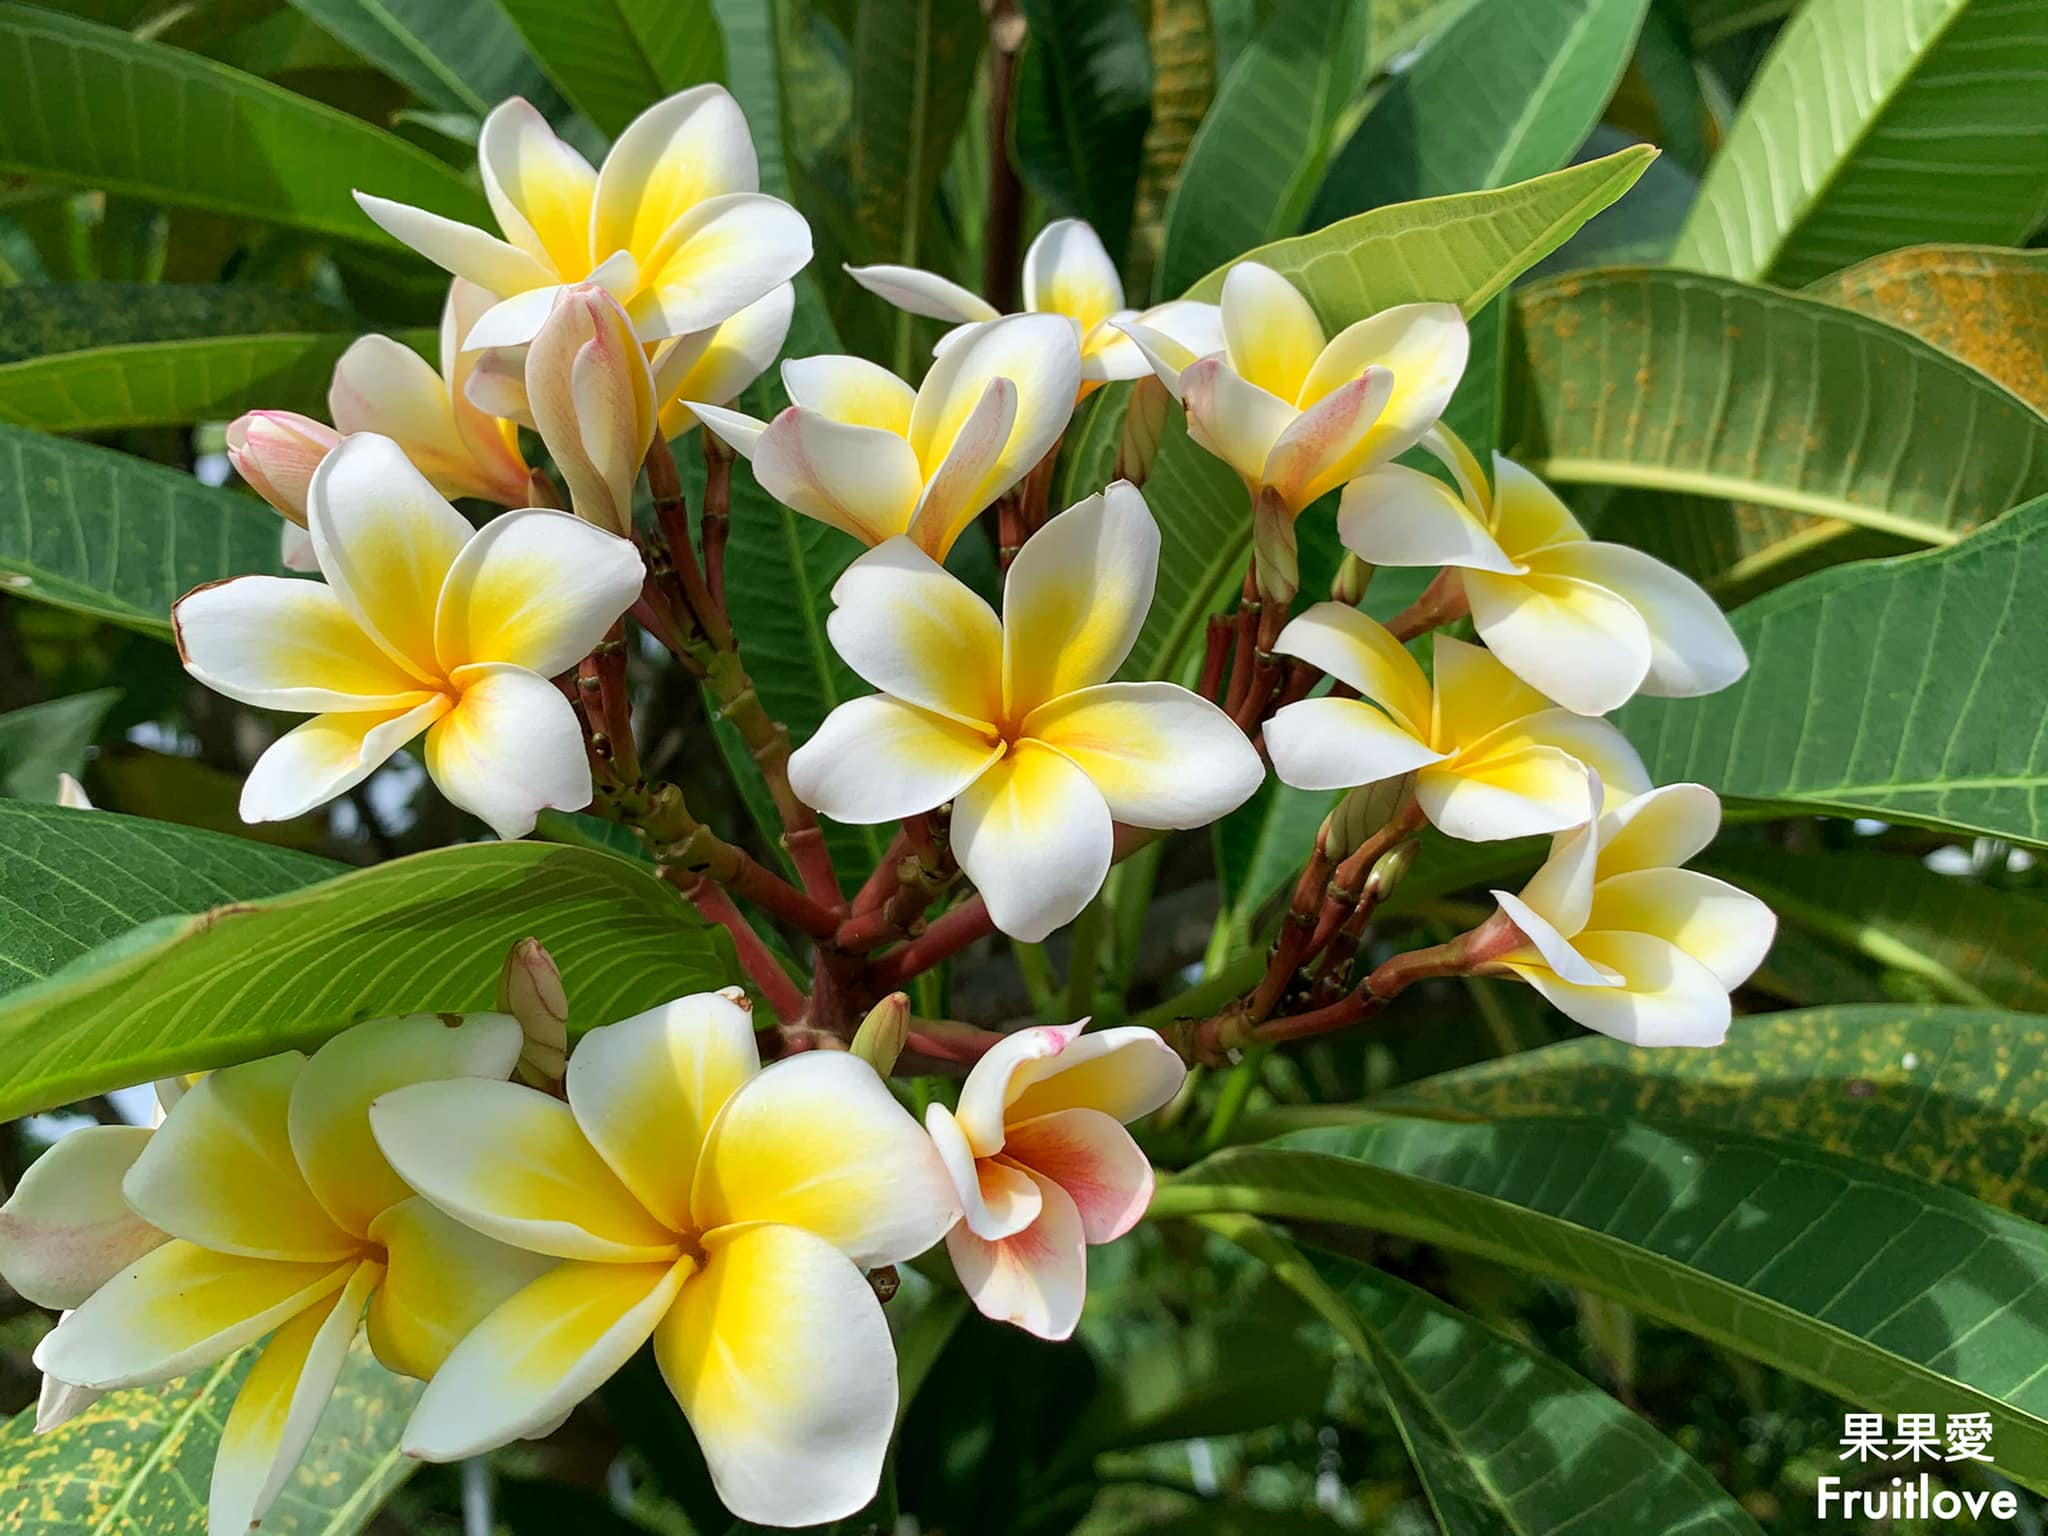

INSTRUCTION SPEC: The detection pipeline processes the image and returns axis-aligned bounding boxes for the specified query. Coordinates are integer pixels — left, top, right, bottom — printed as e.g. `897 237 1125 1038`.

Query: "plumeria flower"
1127 261 1468 518
356 90 811 348
1337 429 1747 715
29 1016 546 1536
651 282 794 439
1483 775 1775 1045
174 434 645 840
523 284 657 538
691 313 1082 559
789 483 1264 940
926 1021 1184 1340
847 218 1219 395
368 989 960 1528
1264 603 1648 842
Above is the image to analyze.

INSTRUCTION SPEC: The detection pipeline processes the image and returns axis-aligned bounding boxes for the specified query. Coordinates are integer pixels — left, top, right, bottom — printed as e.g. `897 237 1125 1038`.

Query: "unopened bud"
1323 775 1414 859
498 938 569 1089
1331 552 1374 606
850 992 909 1077
1250 485 1299 606
526 284 657 537
225 411 339 525
1115 374 1172 487
1363 839 1418 906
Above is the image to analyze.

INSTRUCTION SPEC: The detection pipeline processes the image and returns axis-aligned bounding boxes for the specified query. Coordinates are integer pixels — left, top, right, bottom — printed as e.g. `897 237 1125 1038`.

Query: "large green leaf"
0 801 342 992
1673 0 2048 286
0 1334 414 1535
1312 0 1651 220
1506 268 2048 548
1380 1004 2048 1220
1155 1117 2048 1490
0 836 731 1118
0 425 287 634
1208 1219 1766 1536
1062 149 1655 685
0 690 118 803
1619 500 2048 844
494 0 724 137
1157 0 1369 296
286 0 564 117
0 4 487 244
1013 0 1152 268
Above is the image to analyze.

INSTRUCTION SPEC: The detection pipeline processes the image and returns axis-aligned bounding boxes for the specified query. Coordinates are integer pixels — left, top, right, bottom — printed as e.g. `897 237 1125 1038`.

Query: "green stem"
1013 940 1058 1019
1063 896 1107 1020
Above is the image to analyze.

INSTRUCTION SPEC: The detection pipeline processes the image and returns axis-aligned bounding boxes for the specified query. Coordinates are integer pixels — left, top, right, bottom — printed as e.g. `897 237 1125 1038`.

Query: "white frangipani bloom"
1338 430 1748 715
356 90 811 348
174 435 644 839
650 282 794 438
1487 776 1776 1046
691 313 1082 559
789 483 1264 940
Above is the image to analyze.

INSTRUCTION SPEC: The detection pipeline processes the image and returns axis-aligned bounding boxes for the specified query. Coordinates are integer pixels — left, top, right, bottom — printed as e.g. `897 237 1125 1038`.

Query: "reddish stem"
869 895 995 989
1385 567 1469 643
674 874 805 1020
701 426 733 616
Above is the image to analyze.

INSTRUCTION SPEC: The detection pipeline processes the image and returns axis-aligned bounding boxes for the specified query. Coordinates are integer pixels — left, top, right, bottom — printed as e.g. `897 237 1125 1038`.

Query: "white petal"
434 507 645 678
1300 301 1469 477
0 1126 164 1310
1534 541 1749 699
426 664 594 840
924 1104 1041 1241
998 1026 1188 1131
1508 931 1733 1048
654 284 795 437
630 192 814 341
1177 357 1295 490
1492 890 1617 987
1001 481 1158 708
1003 1107 1155 1244
1219 261 1324 400
1264 696 1442 793
780 353 918 434
945 1167 1087 1341
464 284 573 350
952 741 1113 942
1026 682 1263 828
1080 317 1149 384
174 577 429 712
280 521 319 572
1463 566 1653 717
1596 782 1723 876
1513 773 1605 936
826 537 1005 726
950 1021 1082 1155
1337 465 1519 574
788 695 1002 824
1416 743 1600 842
1022 219 1123 331
352 192 556 296
689 401 772 459
843 262 999 324
1588 869 1777 990
752 406 923 545
238 698 449 826
595 85 758 261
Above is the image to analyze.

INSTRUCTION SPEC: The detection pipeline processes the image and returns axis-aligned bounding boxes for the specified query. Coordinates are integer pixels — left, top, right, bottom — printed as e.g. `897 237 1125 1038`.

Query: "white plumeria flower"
847 218 1215 393
651 282 794 438
524 285 657 538
1487 776 1776 1046
356 91 811 349
368 989 960 1528
1264 603 1648 842
926 1021 1183 1340
1127 261 1468 516
27 1017 545 1536
175 435 644 840
789 483 1264 940
1338 431 1748 715
691 312 1082 559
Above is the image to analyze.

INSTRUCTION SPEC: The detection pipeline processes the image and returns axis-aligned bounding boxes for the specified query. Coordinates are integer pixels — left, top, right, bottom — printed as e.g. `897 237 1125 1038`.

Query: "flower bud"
1114 374 1171 488
498 938 569 1089
526 284 657 537
1331 552 1374 606
849 992 909 1077
1323 774 1415 860
225 411 339 526
1362 838 1418 907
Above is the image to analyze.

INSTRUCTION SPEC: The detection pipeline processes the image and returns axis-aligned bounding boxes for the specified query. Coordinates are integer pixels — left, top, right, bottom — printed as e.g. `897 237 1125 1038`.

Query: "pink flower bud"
225 411 340 526
497 937 569 1089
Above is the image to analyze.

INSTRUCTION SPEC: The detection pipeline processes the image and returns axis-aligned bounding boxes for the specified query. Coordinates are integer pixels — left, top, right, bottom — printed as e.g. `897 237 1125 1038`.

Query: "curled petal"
1023 219 1123 331
752 406 923 545
1587 868 1776 991
1002 1107 1155 1244
1597 782 1722 877
1492 890 1618 987
1299 302 1469 479
689 401 772 459
1264 367 1396 509
0 1126 164 1310
1272 603 1433 737
909 376 1018 558
1001 1027 1187 1131
1507 930 1732 1048
426 664 594 841
1178 357 1295 492
238 697 449 827
951 1022 1083 1156
368 1196 557 1381
630 192 814 342
1337 465 1519 574
434 507 646 679
1463 566 1653 717
788 695 1001 825
1001 481 1158 712
953 740 1114 942
925 1104 1041 1241
655 284 795 436
444 278 531 500
1025 682 1263 828
1264 695 1442 793
843 262 999 325
1532 541 1748 700
946 1167 1087 1341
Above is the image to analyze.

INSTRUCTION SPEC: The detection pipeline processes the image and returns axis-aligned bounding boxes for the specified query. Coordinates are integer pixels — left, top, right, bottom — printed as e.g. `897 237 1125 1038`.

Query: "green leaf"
0 837 731 1118
494 0 725 137
1673 0 2048 286
1158 0 1370 297
285 0 565 117
0 802 342 994
1618 500 2048 844
1013 0 1153 268
0 689 117 802
1155 1116 2048 1491
1312 0 1652 220
1677 0 1797 45
0 424 287 634
1062 149 1656 685
0 3 487 244
1505 268 2048 548
1380 1003 2048 1220
1205 1218 1766 1536
0 1333 415 1536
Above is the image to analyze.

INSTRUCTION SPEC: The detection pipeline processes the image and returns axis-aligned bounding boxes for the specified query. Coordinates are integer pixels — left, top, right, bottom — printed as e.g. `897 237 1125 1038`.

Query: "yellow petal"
367 1195 556 1381
1489 453 1587 553
951 739 1114 943
1023 219 1123 333
174 576 434 712
1296 302 1468 481
655 1223 895 1528
238 696 450 828
1000 481 1157 712
1587 869 1776 990
478 98 597 278
1219 261 1323 401
1427 634 1553 750
1509 929 1732 1047
595 85 759 267
1271 603 1432 737
1596 781 1722 877
825 538 1005 728
780 354 917 435
125 1055 356 1262
433 507 646 679
1024 682 1262 829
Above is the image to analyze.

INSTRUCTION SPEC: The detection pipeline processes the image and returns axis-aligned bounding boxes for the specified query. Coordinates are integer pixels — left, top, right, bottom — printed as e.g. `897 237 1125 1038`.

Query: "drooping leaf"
1156 1115 2048 1490
1619 500 2048 845
0 689 118 802
0 3 488 244
1061 149 1656 685
1158 0 1370 296
285 0 566 116
1013 0 1152 269
1505 268 2048 548
0 424 287 635
1673 0 2048 286
0 834 731 1118
1207 1218 1767 1536
0 1334 415 1536
1312 0 1652 220
493 0 725 137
